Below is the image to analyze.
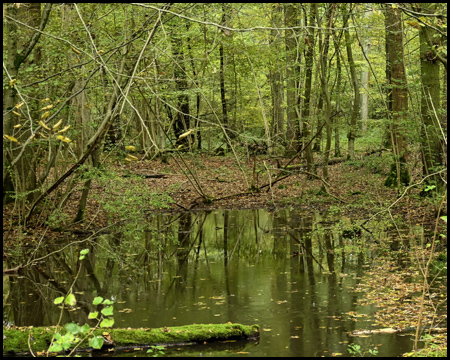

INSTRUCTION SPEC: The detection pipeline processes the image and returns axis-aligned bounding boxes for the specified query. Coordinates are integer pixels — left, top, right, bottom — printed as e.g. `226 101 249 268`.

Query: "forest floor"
3 151 446 251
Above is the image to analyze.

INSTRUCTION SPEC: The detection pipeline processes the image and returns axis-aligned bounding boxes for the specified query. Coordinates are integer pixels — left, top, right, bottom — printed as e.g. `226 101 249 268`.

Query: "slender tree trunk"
360 5 371 134
284 4 300 156
301 4 315 172
171 25 190 145
334 50 342 157
269 4 284 140
317 4 335 180
343 5 360 160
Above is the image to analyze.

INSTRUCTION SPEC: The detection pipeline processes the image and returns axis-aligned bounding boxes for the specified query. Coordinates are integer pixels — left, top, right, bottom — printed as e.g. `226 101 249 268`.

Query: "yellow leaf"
178 128 194 140
28 134 36 142
57 125 70 134
98 50 105 55
41 111 51 121
12 111 22 117
62 137 72 143
4 135 19 143
15 102 24 109
38 121 51 131
40 132 48 139
125 145 136 151
9 79 17 87
126 155 139 161
13 124 22 129
52 119 63 131
41 104 54 111
56 135 64 140
41 98 50 102
177 145 184 150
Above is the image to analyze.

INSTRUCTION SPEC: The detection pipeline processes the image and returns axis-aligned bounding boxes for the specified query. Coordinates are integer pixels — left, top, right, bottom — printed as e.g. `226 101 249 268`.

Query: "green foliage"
404 334 447 357
384 162 410 188
48 249 115 355
348 343 379 357
147 345 166 357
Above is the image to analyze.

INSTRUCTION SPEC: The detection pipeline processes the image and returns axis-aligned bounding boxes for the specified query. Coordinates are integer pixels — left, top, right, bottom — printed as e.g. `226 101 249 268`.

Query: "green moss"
3 323 259 355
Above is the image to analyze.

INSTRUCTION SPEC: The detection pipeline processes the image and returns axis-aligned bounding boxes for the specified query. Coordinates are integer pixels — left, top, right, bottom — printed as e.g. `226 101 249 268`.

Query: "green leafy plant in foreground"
147 345 166 357
48 249 115 355
348 343 378 357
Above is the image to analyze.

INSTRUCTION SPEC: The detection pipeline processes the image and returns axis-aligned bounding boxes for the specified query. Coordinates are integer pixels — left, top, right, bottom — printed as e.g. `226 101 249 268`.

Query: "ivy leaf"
54 296 64 305
89 336 104 349
65 293 76 306
88 311 99 319
93 296 104 305
100 318 114 328
101 305 114 316
48 343 63 352
65 323 81 334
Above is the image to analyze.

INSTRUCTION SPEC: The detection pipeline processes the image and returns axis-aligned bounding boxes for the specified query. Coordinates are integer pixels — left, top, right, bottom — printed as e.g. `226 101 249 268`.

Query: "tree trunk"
383 4 410 189
343 5 360 160
416 4 445 193
269 4 284 141
360 5 371 134
284 4 300 156
3 3 52 208
334 49 342 157
317 4 335 180
171 26 190 145
301 4 315 172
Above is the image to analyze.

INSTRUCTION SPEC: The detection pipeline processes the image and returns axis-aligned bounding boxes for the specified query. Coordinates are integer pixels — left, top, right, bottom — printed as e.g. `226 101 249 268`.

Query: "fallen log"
3 323 259 356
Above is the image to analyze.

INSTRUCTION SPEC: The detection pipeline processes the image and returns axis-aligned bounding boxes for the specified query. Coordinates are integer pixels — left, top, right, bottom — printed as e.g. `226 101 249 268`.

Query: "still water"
3 208 420 356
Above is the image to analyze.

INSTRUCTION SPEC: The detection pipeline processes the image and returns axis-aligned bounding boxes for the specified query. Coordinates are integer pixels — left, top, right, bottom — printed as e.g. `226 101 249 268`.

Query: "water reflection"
3 208 419 356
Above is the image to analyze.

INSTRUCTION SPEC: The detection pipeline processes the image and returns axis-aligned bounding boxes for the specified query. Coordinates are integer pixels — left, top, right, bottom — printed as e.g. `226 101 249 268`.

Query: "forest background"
2 3 447 234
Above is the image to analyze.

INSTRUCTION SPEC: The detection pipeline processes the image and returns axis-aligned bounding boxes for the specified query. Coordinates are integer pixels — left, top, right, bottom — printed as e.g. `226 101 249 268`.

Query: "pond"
3 208 424 357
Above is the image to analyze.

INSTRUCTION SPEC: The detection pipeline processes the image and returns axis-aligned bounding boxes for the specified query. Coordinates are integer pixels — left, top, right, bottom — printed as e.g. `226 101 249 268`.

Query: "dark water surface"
3 208 422 356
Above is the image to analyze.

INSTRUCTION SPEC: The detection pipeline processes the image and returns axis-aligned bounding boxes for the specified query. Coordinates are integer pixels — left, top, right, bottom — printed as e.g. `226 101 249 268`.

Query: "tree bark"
301 4 315 172
343 5 360 160
416 4 445 193
284 4 300 156
384 4 410 188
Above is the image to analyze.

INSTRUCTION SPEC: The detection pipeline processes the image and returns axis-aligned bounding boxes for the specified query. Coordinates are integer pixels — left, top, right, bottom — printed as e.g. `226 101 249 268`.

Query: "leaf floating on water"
262 328 272 331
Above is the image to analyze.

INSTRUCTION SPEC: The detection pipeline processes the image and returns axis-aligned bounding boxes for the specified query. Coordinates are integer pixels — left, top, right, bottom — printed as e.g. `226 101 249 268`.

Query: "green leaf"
440 216 447 223
80 324 91 333
65 293 76 306
102 299 114 305
54 296 64 305
80 249 89 255
101 305 114 316
65 323 81 334
49 343 63 352
88 311 99 319
100 318 114 328
93 296 104 305
90 336 104 349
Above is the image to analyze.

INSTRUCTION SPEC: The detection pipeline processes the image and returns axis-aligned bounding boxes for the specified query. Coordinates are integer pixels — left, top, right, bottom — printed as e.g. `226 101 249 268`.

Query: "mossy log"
3 323 259 356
